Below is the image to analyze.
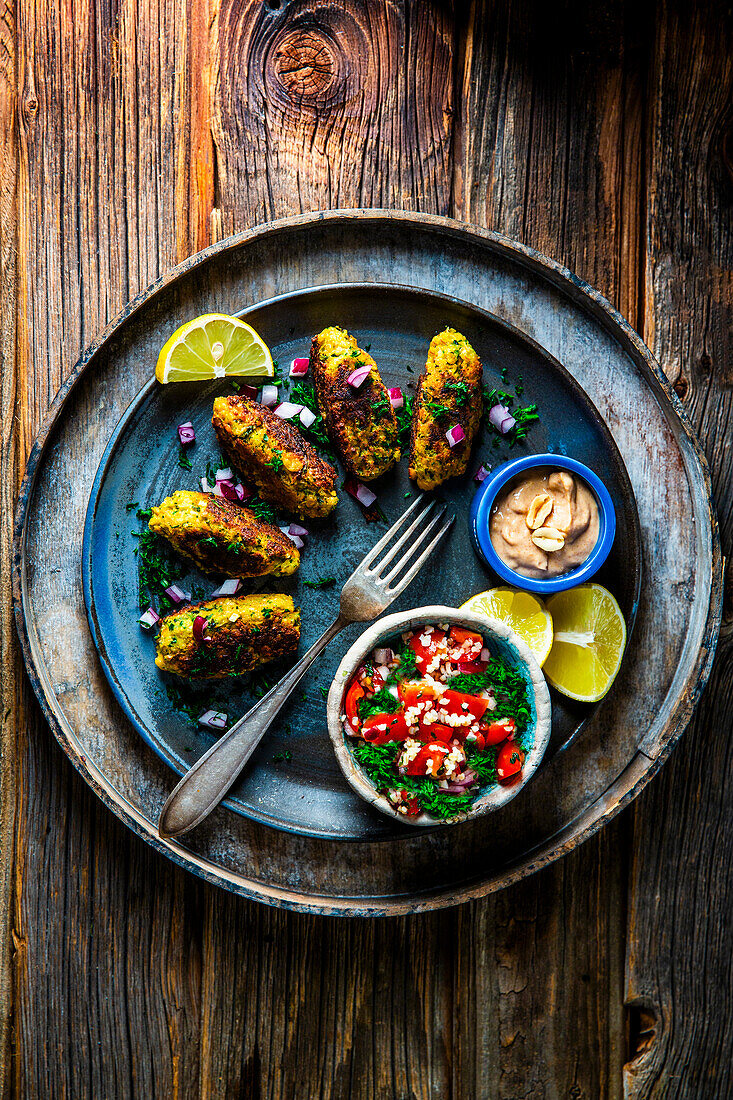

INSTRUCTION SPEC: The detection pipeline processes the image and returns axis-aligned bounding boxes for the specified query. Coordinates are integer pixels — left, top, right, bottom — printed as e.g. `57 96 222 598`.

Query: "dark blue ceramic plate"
82 284 641 840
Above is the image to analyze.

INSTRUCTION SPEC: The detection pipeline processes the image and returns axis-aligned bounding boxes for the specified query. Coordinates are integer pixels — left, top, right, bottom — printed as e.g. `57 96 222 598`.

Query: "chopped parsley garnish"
445 380 471 405
302 576 336 589
372 394 391 420
424 399 452 419
289 382 334 457
273 750 292 764
270 450 285 474
132 527 184 612
351 742 476 819
248 496 277 524
385 643 418 684
483 380 539 448
125 501 140 512
358 688 401 719
395 394 414 447
448 659 531 737
178 446 193 470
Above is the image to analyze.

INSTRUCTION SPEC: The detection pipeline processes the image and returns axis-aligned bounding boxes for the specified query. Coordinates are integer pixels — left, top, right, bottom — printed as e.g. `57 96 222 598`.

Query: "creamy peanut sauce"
489 468 600 578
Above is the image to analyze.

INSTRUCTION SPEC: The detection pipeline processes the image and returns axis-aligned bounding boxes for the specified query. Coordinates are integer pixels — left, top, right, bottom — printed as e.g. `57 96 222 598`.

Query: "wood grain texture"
1 2 729 1099
625 1 733 1095
0 0 17 1087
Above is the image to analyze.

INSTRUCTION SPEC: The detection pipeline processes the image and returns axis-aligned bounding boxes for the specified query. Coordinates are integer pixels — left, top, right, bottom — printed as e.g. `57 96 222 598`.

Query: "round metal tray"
12 211 722 914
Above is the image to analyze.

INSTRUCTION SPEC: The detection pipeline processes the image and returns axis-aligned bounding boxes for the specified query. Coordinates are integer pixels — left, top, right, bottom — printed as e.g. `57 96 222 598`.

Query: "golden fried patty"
212 396 338 519
310 327 400 481
155 594 300 679
148 490 299 578
409 328 483 491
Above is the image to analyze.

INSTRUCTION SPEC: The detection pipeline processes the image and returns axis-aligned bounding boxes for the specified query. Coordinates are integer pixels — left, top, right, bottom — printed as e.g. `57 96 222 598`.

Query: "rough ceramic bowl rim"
326 605 552 828
471 453 617 594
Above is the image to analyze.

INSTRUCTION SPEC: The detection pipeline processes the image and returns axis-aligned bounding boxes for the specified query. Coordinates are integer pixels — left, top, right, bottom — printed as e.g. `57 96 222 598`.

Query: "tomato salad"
343 622 533 820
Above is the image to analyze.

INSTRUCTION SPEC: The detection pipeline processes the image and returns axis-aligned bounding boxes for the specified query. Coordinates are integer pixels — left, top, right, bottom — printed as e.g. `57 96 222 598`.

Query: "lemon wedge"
543 583 626 702
155 314 274 384
460 587 554 667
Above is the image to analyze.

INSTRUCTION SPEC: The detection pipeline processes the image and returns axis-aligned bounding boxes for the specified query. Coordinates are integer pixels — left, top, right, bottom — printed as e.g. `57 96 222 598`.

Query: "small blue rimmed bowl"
470 454 616 595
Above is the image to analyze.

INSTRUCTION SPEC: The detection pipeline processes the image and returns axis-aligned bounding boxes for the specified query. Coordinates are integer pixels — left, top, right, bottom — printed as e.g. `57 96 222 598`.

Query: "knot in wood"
272 29 339 104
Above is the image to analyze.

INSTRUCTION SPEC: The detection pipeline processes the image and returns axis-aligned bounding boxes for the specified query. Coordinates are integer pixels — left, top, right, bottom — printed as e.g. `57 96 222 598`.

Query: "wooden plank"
10 0 208 1095
625 1 733 1094
0 0 18 1087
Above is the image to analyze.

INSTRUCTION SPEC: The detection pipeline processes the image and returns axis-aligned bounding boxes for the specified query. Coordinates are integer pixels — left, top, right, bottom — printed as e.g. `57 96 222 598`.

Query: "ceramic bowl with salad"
327 605 552 827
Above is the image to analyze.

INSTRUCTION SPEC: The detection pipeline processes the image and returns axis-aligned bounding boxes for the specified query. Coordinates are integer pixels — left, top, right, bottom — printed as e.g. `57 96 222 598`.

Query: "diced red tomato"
449 626 484 650
468 732 486 751
344 678 365 733
497 742 524 783
389 790 421 817
480 717 516 745
415 721 453 744
362 711 410 745
398 681 436 708
408 629 445 674
440 689 490 722
403 743 449 777
456 659 489 675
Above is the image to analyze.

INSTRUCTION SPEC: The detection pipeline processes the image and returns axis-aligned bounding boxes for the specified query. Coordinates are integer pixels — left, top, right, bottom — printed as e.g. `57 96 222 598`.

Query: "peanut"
525 493 554 530
531 526 565 552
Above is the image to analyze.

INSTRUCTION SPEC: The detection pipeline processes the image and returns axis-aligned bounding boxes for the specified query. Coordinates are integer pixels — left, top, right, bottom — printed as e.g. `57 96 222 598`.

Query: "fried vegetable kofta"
148 490 299 578
154 594 300 679
212 395 338 519
409 328 483 491
309 327 400 481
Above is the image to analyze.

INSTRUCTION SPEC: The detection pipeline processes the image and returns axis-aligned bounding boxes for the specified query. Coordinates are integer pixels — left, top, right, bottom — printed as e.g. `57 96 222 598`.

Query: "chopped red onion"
218 480 240 502
274 401 304 420
177 421 196 446
198 709 228 731
290 357 309 377
375 664 391 681
474 464 490 483
373 647 394 666
138 607 159 631
279 526 304 550
488 403 516 434
260 384 278 407
288 522 308 539
239 383 258 400
347 365 371 389
234 483 251 502
211 578 241 598
445 423 466 448
164 585 190 604
299 407 316 429
200 476 213 494
480 647 490 662
215 467 233 482
193 615 211 643
345 479 377 508
388 387 404 409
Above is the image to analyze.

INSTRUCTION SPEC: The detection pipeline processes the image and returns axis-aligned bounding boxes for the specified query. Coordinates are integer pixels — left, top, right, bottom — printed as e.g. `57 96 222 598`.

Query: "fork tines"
362 495 455 596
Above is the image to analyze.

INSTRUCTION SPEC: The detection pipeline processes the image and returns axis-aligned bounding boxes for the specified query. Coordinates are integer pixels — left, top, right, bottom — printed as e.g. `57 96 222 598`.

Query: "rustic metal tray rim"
12 210 724 915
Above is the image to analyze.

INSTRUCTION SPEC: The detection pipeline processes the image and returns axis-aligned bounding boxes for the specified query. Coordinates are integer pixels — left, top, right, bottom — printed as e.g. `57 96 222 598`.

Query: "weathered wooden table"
1 1 730 1095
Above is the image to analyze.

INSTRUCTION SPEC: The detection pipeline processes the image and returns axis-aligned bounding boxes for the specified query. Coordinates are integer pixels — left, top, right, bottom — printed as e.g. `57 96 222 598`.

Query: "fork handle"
158 615 347 839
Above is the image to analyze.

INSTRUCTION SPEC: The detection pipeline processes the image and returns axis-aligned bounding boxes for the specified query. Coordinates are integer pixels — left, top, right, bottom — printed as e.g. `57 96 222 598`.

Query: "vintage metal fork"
158 495 454 838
